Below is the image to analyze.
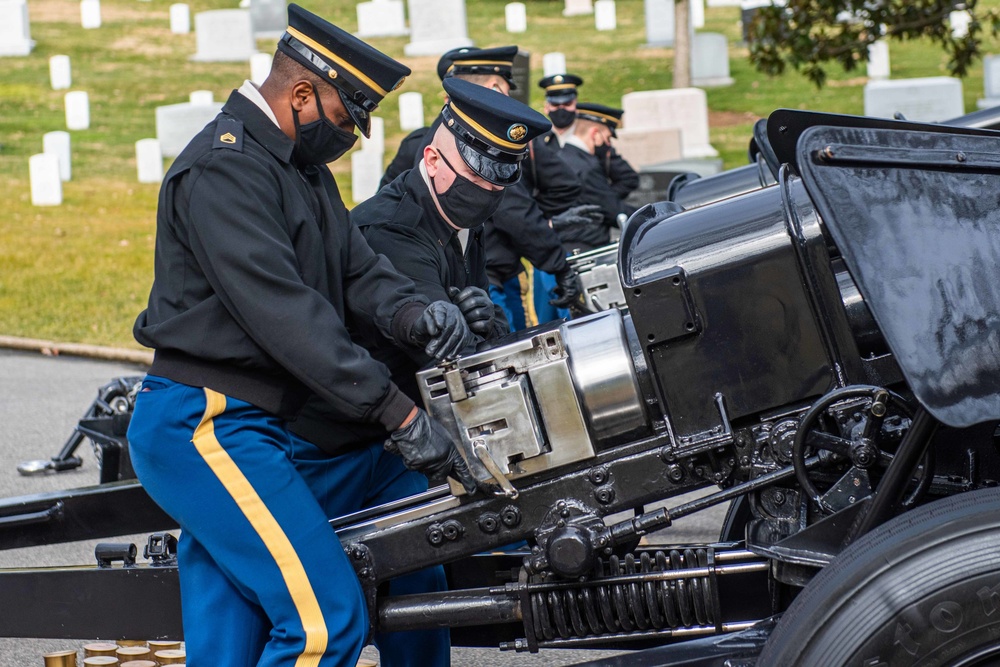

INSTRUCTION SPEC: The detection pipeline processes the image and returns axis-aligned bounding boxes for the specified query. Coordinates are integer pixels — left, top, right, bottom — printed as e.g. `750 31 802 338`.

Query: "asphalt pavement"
0 348 725 666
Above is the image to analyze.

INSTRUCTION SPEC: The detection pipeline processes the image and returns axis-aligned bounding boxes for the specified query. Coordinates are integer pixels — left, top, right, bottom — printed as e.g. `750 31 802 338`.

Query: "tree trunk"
674 0 691 88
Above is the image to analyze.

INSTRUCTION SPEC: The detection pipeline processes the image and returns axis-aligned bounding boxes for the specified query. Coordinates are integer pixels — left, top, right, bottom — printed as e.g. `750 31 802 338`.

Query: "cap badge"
507 124 527 142
554 75 564 83
220 132 236 144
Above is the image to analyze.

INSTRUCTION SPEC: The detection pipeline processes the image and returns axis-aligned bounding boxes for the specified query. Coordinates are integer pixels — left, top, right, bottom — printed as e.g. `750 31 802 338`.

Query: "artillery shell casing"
42 650 78 667
145 641 181 651
82 643 117 658
152 649 185 664
115 647 151 661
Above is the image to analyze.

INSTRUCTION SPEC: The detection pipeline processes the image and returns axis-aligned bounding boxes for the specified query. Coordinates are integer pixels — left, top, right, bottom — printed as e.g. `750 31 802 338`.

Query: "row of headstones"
0 0 287 57
29 51 276 206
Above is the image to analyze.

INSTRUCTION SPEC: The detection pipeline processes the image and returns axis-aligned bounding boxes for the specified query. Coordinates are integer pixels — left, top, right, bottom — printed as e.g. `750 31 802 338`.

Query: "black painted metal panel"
767 109 1000 175
797 126 1000 427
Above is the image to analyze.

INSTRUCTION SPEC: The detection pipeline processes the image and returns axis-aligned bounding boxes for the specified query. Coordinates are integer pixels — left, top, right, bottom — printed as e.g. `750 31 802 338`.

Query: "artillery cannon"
5 110 1000 667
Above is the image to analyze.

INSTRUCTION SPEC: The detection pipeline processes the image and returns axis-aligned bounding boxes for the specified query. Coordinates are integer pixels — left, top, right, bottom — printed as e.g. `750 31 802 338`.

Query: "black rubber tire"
758 486 1000 667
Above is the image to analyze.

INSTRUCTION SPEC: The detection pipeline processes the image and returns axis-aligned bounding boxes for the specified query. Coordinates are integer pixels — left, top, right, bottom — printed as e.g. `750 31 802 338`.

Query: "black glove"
409 301 477 360
385 409 477 494
447 286 495 336
550 204 605 232
549 266 583 308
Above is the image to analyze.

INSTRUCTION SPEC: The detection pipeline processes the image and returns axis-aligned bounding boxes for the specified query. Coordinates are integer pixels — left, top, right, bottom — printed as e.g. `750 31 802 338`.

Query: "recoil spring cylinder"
531 548 715 641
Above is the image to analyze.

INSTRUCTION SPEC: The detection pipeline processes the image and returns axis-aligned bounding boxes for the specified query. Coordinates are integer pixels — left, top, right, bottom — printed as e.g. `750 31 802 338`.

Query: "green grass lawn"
1 0 998 348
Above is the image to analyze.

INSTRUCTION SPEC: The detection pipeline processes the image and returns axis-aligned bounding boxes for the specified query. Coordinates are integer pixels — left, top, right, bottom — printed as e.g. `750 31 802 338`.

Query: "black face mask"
292 84 358 166
431 150 506 228
549 108 576 129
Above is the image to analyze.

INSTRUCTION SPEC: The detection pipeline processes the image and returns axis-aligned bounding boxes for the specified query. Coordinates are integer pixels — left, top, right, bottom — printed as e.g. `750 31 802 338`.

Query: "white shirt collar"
554 121 576 146
237 80 280 128
564 133 592 154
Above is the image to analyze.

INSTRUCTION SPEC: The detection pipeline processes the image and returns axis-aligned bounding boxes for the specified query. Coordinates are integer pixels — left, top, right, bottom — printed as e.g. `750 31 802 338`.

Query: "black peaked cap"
278 4 410 136
437 45 519 90
575 102 623 137
537 73 584 105
440 78 551 186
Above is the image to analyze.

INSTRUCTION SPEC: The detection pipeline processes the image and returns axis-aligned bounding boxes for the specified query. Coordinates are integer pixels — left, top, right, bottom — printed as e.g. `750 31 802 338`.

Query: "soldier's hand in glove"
386 409 477 494
409 301 477 360
550 204 605 232
447 286 495 337
549 266 584 308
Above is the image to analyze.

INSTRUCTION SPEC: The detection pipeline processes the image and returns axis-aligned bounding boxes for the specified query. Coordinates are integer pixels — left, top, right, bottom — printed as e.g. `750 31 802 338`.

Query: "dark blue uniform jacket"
134 91 426 430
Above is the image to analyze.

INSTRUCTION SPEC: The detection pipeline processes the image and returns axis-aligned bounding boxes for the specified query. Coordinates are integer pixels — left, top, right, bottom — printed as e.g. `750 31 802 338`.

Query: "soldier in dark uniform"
379 45 519 189
556 102 639 253
288 78 550 665
538 72 639 198
380 46 588 330
127 6 478 666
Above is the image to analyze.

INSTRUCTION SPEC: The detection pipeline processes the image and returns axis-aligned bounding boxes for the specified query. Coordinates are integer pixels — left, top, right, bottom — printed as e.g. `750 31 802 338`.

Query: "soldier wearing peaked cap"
380 45 520 188
128 5 480 665
555 101 639 253
292 80 555 508
539 73 639 199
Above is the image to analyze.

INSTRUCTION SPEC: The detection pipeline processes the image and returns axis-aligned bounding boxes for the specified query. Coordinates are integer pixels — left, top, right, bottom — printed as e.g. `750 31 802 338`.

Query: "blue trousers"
533 270 570 325
128 376 448 667
488 276 526 331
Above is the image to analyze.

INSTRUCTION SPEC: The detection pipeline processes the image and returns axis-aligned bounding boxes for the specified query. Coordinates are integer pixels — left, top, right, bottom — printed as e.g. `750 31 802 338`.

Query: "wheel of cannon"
791 385 933 514
759 487 1000 666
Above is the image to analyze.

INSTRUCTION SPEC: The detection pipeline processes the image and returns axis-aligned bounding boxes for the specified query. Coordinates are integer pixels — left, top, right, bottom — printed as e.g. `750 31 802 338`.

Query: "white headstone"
691 0 705 28
621 88 718 158
135 139 164 184
43 131 71 182
398 92 424 131
505 2 527 33
189 90 214 105
563 0 593 16
0 0 33 56
155 101 224 158
356 0 408 38
250 52 272 85
950 10 971 39
864 76 964 122
707 0 741 5
594 0 616 30
978 54 1000 109
362 116 385 156
691 32 733 87
543 52 567 77
866 40 890 81
192 10 256 62
29 153 62 206
352 149 383 204
65 91 90 131
169 4 190 34
644 0 674 47
250 0 286 37
49 55 71 90
614 128 683 168
81 0 101 29
404 0 472 56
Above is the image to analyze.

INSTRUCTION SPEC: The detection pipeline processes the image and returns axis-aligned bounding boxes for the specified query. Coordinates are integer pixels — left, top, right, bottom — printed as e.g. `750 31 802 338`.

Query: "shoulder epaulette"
213 117 244 152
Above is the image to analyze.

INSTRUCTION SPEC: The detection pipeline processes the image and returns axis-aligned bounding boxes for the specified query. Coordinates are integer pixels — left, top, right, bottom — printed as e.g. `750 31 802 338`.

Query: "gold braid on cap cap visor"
545 83 578 91
578 109 620 127
285 26 394 99
447 59 515 73
448 103 525 151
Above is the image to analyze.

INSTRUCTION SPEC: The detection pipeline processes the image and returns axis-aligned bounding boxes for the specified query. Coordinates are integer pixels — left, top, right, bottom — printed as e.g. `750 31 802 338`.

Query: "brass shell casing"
42 650 78 667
